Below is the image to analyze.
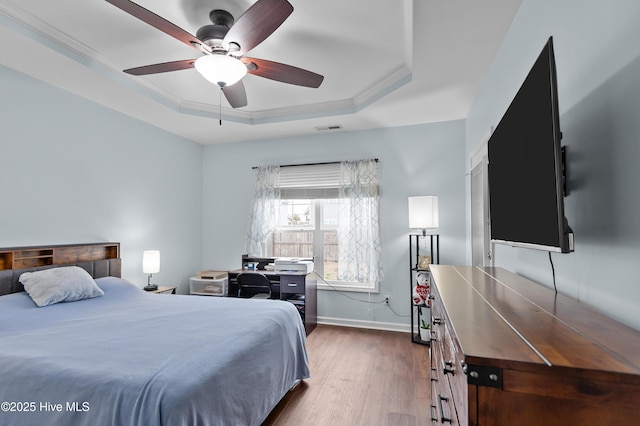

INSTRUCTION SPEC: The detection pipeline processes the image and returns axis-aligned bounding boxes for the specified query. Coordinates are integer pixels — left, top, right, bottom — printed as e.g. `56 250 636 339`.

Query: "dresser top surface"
430 265 640 378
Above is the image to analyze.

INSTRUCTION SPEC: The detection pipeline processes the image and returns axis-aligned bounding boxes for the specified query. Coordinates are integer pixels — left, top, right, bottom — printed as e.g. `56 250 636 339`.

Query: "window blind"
277 161 380 199
279 163 340 199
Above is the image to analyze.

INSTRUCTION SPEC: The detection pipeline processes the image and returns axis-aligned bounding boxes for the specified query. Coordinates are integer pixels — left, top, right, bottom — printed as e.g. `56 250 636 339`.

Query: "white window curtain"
337 159 384 283
244 166 280 256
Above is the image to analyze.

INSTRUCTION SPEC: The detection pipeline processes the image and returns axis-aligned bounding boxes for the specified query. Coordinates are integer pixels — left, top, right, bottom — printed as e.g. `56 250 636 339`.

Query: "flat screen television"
488 36 574 253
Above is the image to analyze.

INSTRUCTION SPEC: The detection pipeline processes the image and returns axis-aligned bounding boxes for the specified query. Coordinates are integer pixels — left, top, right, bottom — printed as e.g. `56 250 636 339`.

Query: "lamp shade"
408 196 439 230
142 250 160 274
194 54 247 87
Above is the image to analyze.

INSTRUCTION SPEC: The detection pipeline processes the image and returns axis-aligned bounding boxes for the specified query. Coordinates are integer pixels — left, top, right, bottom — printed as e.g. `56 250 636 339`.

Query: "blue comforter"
0 277 309 426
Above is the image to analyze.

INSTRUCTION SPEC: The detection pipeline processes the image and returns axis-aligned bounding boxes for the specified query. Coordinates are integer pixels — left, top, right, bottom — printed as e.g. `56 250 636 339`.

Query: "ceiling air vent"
315 125 343 131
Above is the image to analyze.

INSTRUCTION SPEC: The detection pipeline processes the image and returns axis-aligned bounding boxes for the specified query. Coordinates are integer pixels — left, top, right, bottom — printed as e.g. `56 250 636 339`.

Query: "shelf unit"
0 243 120 271
409 233 439 345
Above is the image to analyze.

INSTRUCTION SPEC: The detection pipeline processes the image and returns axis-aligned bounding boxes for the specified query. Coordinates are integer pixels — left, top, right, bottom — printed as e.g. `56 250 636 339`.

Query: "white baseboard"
317 316 411 334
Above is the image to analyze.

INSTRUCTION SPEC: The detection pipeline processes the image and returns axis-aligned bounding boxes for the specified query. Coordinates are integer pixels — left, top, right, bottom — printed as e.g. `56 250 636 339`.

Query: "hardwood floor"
263 325 431 426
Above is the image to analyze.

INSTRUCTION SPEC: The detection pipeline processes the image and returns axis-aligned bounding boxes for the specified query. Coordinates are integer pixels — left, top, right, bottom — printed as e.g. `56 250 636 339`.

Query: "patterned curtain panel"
337 160 384 283
244 166 281 256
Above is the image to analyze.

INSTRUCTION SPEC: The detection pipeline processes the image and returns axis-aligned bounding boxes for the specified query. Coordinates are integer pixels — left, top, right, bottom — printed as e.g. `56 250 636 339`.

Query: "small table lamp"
143 250 160 291
408 195 439 236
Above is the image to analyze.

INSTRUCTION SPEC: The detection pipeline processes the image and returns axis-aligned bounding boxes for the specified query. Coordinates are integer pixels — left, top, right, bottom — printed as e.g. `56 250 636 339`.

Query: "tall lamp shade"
142 250 160 291
408 196 439 235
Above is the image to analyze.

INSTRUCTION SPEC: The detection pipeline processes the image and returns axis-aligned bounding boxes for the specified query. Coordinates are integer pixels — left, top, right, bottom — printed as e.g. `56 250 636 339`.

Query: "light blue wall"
202 122 466 327
0 65 203 293
466 0 640 330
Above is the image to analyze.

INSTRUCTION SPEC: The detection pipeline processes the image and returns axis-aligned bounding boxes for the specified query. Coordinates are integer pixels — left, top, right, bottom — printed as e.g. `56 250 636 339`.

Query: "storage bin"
197 270 228 280
189 276 228 296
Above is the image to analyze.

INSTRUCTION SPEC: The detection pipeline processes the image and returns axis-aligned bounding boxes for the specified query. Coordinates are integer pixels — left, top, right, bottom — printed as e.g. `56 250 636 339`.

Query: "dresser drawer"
430 287 461 425
443 322 467 423
431 341 460 425
280 274 306 294
430 291 445 328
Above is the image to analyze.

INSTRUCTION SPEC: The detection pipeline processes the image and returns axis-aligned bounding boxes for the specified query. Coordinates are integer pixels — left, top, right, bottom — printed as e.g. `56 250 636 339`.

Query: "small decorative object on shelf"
415 270 430 302
417 255 431 270
419 319 431 341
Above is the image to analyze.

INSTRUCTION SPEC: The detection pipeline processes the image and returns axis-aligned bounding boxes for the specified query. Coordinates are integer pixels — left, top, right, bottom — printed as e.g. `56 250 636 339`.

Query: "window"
270 199 339 282
245 160 383 292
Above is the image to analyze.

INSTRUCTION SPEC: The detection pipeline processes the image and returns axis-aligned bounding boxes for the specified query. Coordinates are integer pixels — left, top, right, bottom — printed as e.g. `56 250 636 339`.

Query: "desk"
228 269 317 335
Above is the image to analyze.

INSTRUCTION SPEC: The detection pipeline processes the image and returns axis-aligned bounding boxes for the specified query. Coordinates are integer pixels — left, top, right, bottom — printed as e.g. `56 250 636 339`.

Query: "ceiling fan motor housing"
196 10 234 50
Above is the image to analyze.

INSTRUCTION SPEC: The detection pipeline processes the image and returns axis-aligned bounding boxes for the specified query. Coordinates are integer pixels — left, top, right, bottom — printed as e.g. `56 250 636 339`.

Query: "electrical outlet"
384 295 390 305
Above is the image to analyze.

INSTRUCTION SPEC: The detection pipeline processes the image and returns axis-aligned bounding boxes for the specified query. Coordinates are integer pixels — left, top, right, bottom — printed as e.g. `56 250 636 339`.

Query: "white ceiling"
0 0 522 145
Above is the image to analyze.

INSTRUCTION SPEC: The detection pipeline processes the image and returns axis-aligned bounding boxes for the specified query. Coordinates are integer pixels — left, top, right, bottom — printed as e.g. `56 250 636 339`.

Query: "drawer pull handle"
433 317 443 325
443 360 455 375
287 283 298 286
430 368 438 382
438 395 452 423
430 404 438 422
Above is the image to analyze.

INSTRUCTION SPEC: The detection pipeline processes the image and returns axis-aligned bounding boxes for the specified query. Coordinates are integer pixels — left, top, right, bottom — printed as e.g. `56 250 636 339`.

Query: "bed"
0 243 309 426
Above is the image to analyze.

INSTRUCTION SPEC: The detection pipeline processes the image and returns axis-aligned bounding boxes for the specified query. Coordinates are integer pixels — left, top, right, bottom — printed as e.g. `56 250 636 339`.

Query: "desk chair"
236 272 272 299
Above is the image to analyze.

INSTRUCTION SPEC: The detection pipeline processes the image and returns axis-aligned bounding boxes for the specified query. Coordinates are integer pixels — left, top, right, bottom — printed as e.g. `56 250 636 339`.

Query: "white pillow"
19 266 104 307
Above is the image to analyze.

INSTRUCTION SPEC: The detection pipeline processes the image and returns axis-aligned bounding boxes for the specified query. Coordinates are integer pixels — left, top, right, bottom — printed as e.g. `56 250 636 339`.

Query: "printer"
273 258 314 275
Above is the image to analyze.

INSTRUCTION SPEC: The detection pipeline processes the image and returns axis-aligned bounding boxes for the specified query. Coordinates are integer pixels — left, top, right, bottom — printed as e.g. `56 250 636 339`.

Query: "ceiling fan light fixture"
194 54 247 87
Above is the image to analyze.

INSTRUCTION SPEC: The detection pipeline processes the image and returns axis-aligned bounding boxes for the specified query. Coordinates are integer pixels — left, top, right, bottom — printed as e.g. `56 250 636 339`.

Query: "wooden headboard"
0 242 121 296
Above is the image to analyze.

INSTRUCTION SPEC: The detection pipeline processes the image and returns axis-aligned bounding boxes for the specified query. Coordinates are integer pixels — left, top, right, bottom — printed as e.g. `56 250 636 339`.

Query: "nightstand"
148 286 176 294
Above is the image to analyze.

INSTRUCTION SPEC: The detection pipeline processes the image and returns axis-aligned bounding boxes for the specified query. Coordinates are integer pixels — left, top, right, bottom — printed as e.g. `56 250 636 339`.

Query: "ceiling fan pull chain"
219 87 222 126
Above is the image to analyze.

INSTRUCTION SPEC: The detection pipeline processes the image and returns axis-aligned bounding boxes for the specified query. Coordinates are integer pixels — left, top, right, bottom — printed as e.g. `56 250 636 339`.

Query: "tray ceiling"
0 0 522 144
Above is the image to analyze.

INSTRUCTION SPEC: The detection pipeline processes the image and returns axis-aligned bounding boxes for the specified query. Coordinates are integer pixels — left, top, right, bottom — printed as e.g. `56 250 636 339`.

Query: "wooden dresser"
429 265 640 425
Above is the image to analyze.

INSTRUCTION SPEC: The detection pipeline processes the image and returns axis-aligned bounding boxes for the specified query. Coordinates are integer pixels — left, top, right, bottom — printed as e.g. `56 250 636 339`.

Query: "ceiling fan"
105 0 324 108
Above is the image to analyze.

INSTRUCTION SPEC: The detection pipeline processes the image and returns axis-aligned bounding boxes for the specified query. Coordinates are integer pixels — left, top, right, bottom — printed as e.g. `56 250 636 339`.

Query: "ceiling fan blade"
124 59 196 75
223 0 293 55
242 57 324 88
222 81 248 108
105 0 210 52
